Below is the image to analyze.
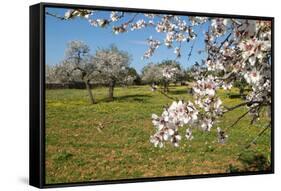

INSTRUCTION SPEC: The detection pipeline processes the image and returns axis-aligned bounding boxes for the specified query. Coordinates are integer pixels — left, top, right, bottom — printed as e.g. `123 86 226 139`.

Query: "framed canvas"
30 2 274 188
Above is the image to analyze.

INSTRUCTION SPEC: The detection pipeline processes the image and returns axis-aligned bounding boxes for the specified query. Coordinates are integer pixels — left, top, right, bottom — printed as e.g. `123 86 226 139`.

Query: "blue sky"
45 7 209 73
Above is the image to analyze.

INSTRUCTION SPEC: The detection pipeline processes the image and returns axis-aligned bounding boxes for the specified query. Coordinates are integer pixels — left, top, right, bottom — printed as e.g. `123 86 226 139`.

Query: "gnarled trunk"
108 80 116 101
85 80 96 104
239 87 244 96
163 81 169 93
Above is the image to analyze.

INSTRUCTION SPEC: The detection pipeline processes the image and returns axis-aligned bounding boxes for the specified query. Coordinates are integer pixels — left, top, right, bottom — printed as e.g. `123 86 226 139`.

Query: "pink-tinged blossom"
201 118 213 131
244 69 261 85
150 101 198 147
193 76 217 97
211 18 229 36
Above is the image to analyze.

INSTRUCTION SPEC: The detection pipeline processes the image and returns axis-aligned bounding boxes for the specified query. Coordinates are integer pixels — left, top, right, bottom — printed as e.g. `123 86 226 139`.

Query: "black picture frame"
30 2 274 188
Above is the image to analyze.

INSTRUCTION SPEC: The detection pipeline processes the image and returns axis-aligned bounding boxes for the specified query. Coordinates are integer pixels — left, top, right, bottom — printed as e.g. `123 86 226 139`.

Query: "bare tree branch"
224 101 262 112
229 109 250 128
218 32 232 50
244 123 271 149
234 123 271 161
46 11 66 20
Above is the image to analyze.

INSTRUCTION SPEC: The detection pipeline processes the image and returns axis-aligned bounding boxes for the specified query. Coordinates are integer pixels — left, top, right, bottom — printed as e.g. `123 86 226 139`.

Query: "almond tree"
159 60 182 92
141 62 163 89
124 67 141 86
94 45 131 101
142 60 182 92
57 40 99 104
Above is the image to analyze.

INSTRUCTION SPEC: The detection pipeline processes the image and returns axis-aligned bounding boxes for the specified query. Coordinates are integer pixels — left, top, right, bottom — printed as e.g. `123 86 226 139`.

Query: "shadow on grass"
99 94 152 103
228 94 246 99
228 151 271 173
168 89 187 95
121 86 146 89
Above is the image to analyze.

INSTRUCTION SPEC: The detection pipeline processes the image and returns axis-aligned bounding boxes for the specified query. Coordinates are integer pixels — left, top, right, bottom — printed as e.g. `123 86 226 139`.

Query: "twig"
244 123 271 149
216 71 235 81
187 39 196 62
236 123 271 160
46 11 66 20
125 13 139 24
187 26 203 63
224 101 262 112
218 32 232 50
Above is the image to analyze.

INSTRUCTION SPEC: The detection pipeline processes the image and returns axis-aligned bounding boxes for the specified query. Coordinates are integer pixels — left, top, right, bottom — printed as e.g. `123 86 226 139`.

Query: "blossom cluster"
162 67 179 79
143 37 161 59
149 19 271 147
150 101 198 147
59 10 208 59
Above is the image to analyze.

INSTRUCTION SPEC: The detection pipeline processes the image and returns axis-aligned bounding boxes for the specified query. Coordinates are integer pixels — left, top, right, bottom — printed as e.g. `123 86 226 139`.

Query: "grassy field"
45 85 271 184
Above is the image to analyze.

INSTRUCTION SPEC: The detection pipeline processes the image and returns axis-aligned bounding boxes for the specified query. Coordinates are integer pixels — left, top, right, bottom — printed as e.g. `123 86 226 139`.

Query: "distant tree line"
47 41 198 103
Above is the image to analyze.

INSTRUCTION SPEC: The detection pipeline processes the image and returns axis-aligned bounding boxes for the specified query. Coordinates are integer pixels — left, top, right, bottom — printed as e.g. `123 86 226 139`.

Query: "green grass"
45 85 271 184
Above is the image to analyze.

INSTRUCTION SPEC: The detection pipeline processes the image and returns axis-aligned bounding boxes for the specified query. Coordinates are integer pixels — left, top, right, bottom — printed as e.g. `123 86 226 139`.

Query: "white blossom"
217 127 228 144
143 37 161 59
211 18 229 36
244 69 261 85
185 128 194 140
150 100 198 147
110 11 122 22
162 67 178 79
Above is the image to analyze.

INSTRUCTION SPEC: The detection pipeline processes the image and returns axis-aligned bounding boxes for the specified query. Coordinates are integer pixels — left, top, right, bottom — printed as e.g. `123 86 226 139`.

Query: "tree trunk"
239 87 244 96
164 81 169 93
108 80 116 101
85 80 96 104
